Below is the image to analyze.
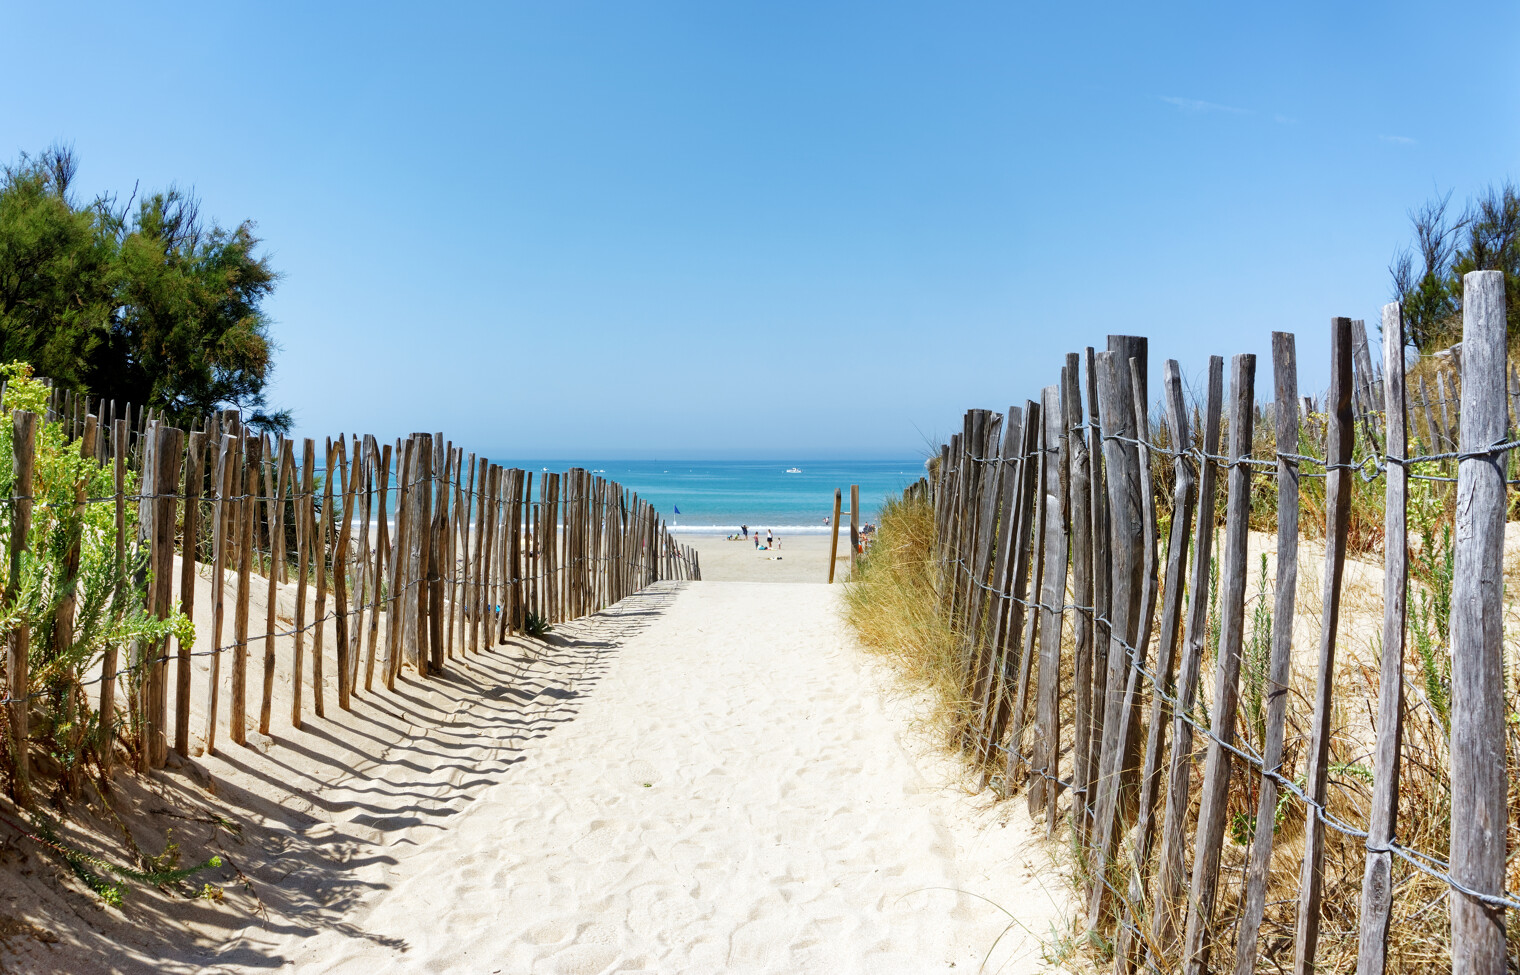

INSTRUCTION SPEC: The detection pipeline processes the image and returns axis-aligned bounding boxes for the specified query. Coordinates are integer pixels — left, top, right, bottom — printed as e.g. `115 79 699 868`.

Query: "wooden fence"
2 403 698 795
927 270 1512 973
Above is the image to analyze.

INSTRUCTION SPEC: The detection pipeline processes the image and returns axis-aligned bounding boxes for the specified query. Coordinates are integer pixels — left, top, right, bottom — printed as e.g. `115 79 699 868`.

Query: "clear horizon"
3 2 1515 457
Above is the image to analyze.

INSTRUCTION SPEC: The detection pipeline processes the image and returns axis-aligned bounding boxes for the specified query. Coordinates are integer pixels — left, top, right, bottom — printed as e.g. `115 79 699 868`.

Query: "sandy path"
257 582 1065 974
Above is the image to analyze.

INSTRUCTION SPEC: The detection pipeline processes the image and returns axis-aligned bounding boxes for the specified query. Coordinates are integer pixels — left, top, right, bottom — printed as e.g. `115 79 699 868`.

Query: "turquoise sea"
500 459 927 534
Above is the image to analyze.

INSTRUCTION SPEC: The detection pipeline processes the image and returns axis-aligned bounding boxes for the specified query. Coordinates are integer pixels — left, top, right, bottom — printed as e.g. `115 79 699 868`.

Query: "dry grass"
849 460 1514 972
841 491 969 746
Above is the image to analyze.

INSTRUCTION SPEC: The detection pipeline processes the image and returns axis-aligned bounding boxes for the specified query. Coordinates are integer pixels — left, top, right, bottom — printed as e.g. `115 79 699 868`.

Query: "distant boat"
786 467 802 474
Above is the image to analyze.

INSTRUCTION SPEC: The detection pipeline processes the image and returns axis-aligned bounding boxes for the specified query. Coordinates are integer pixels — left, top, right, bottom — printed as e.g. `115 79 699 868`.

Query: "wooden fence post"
1064 357 1096 846
259 439 292 735
1448 269 1509 973
1356 303 1409 974
1006 397 1050 785
828 489 843 583
292 441 315 726
231 433 258 745
967 409 1020 751
1234 333 1302 974
146 424 184 770
1181 353 1256 973
1088 342 1144 927
204 433 235 754
175 430 205 756
1292 318 1355 974
1115 359 1195 972
982 400 1040 764
1029 385 1070 825
365 441 391 685
1152 354 1223 955
7 411 38 795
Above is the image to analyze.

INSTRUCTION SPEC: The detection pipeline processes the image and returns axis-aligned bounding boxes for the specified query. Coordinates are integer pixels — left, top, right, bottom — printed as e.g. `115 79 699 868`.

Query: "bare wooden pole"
1029 385 1070 826
967 409 1020 749
849 483 861 575
1448 270 1509 973
102 419 129 772
1292 319 1355 975
1152 354 1223 955
981 401 1040 763
1087 341 1145 927
828 489 843 583
365 441 391 688
1181 353 1256 973
1115 359 1195 973
1355 304 1410 974
1006 399 1050 786
291 441 315 727
175 430 205 756
259 439 292 735
6 411 38 795
231 434 258 745
310 440 332 715
145 425 184 770
385 439 414 688
1233 333 1302 975
332 438 358 708
204 433 236 754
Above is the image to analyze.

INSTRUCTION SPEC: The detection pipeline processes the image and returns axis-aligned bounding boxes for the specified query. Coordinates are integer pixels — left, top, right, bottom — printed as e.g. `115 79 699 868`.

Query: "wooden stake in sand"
828 489 842 583
7 411 38 793
1447 270 1509 974
175 430 205 756
1152 354 1223 955
1181 353 1256 973
292 441 315 728
1233 333 1302 975
1355 304 1409 974
1291 319 1354 975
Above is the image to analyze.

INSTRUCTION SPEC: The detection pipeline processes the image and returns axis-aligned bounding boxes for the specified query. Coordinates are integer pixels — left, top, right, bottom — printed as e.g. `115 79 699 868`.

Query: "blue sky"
3 2 1516 458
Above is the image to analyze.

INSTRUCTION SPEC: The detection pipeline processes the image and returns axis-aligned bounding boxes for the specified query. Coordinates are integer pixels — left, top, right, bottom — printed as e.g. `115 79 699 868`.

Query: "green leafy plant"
522 611 553 638
18 811 221 906
1243 553 1273 752
0 362 193 793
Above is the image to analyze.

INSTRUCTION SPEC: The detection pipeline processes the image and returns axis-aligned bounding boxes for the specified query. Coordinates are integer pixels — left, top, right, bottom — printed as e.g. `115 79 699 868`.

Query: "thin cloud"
1160 95 1251 115
1274 114 1298 125
1380 134 1416 145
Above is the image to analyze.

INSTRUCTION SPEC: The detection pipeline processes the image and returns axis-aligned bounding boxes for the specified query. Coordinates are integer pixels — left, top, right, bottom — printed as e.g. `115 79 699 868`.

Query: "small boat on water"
785 467 802 474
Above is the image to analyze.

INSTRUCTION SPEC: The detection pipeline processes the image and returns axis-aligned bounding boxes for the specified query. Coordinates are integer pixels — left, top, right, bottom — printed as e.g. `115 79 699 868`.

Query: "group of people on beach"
726 524 780 551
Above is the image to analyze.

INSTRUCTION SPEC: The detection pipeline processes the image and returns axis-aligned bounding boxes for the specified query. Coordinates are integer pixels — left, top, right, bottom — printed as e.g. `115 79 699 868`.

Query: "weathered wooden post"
1181 353 1256 973
1356 303 1410 974
1292 319 1355 974
1448 270 1508 973
828 489 843 583
6 411 37 795
1234 333 1302 974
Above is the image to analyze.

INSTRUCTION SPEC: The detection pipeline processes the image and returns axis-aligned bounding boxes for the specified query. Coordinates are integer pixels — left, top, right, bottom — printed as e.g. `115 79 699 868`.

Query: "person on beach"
742 524 749 538
766 529 773 547
753 532 760 550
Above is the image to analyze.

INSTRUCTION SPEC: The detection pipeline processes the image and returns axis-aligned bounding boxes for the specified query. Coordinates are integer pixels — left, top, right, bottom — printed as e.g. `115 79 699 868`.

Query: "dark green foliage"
1392 182 1520 351
0 146 287 431
523 611 554 638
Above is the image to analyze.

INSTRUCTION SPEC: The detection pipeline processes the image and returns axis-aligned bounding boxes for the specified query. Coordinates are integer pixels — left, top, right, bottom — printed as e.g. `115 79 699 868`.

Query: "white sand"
6 579 1069 975
674 533 857 583
258 583 1068 973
